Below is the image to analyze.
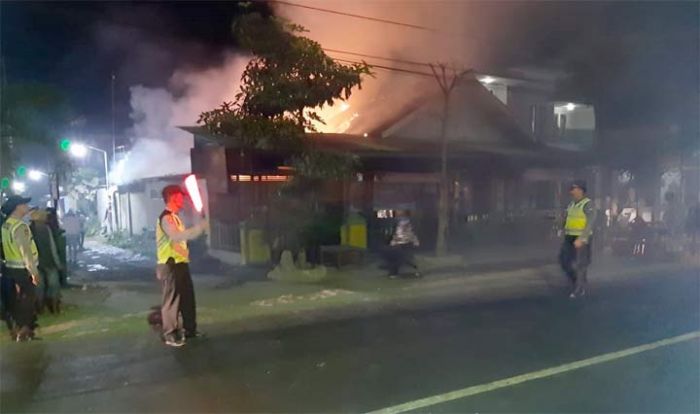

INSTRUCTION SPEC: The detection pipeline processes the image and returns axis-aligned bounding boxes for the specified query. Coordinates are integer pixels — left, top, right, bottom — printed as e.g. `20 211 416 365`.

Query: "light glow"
12 181 26 193
184 174 204 213
28 170 44 181
70 143 88 158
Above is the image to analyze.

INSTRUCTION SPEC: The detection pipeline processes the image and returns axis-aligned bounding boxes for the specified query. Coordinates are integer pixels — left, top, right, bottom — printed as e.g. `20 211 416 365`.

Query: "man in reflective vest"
1 195 40 341
155 185 208 347
559 180 597 298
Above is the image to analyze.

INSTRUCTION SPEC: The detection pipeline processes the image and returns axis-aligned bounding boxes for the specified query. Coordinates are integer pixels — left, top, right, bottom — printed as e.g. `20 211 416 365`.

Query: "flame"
306 99 358 133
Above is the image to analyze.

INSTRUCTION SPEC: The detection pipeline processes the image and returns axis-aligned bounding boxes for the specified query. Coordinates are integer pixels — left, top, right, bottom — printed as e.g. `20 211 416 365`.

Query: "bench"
320 245 365 269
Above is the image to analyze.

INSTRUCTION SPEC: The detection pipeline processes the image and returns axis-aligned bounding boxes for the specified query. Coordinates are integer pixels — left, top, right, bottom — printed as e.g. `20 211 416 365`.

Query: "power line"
332 57 433 78
331 55 472 80
272 0 439 33
324 48 432 67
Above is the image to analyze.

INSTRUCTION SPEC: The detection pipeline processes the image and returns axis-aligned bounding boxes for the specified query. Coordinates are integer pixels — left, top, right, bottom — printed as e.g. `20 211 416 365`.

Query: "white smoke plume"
114 54 248 184
273 1 523 134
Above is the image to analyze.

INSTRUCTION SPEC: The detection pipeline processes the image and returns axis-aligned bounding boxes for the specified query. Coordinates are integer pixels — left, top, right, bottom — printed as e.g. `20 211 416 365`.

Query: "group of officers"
1 179 595 344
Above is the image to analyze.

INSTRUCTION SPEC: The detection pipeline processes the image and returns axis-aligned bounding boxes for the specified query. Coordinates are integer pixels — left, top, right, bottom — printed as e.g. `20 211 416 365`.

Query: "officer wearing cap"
559 180 597 299
1 195 40 341
155 184 208 347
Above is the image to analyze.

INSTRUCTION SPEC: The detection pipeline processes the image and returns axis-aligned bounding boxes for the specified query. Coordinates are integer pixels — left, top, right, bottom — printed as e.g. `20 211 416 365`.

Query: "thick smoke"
113 1 531 183
273 1 526 134
114 54 248 184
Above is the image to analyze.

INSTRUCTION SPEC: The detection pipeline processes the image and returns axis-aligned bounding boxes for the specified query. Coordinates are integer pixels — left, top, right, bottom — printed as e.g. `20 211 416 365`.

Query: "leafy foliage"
0 83 74 177
198 11 371 168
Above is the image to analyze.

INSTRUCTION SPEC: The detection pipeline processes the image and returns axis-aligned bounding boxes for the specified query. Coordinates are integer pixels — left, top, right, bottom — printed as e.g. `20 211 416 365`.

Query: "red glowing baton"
184 174 204 216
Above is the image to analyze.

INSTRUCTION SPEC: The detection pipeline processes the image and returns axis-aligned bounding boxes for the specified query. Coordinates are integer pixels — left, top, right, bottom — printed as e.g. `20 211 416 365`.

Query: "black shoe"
185 331 205 339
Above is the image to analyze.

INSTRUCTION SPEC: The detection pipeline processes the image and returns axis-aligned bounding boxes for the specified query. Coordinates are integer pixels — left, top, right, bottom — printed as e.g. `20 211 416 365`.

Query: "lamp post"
70 142 114 233
28 169 48 181
70 143 110 190
28 169 57 207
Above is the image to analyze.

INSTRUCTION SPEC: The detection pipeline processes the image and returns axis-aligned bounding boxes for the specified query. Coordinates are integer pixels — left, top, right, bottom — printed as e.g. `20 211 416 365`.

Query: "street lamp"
70 143 89 158
68 141 115 233
28 169 47 181
12 181 26 193
68 143 110 189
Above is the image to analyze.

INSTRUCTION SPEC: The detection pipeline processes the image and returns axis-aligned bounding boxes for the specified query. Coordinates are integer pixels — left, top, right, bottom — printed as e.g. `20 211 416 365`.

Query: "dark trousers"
2 268 37 332
160 262 197 338
67 235 80 264
559 235 592 291
1 268 15 327
385 244 417 275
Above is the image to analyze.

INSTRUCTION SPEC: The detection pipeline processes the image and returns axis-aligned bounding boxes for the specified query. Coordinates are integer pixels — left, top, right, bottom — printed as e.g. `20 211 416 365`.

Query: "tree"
429 64 472 257
198 10 371 176
199 8 372 258
65 167 101 213
0 82 74 195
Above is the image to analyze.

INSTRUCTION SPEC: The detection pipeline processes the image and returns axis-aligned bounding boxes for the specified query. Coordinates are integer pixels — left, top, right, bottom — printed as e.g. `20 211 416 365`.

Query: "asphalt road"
2 268 698 413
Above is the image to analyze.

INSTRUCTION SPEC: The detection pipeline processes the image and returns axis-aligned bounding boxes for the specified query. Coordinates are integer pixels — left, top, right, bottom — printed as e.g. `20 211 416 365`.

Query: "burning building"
186 68 597 264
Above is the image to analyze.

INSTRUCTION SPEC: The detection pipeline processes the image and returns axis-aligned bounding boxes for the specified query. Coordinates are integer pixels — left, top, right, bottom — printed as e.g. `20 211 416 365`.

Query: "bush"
106 230 155 255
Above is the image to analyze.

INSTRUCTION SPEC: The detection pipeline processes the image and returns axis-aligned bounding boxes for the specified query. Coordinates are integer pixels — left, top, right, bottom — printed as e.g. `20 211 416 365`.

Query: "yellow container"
240 224 271 265
341 214 367 249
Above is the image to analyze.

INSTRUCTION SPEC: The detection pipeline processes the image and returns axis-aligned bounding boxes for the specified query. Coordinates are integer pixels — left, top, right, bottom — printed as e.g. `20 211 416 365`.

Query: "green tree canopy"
1 82 74 179
198 10 371 178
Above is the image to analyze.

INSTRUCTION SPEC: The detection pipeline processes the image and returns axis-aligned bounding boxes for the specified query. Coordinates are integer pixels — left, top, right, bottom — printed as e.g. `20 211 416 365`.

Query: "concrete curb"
195 260 698 338
31 258 697 342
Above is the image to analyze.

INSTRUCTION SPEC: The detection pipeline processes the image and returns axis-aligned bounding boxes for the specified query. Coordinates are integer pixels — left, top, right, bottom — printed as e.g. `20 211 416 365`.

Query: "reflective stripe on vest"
155 211 189 264
1 217 39 269
565 197 591 236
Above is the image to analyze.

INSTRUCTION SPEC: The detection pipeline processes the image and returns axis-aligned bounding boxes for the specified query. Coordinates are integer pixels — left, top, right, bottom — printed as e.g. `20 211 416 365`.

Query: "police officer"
156 185 208 347
559 180 597 298
1 196 40 341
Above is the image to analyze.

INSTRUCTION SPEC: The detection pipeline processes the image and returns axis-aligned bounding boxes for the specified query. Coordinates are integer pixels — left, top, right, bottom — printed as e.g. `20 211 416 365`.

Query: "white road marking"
367 331 700 414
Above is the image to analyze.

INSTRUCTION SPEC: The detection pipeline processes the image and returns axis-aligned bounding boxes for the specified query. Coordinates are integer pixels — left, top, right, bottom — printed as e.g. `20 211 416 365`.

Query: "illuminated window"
230 174 289 182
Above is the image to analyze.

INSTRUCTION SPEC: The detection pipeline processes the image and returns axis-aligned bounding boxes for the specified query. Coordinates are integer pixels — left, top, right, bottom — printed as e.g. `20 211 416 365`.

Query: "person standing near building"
78 210 86 251
385 209 421 279
63 210 81 265
29 209 63 314
46 208 68 287
1 196 40 341
156 185 208 347
559 181 597 298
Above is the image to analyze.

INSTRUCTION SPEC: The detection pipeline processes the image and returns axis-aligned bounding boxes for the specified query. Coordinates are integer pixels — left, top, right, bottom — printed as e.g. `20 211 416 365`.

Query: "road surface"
2 268 698 413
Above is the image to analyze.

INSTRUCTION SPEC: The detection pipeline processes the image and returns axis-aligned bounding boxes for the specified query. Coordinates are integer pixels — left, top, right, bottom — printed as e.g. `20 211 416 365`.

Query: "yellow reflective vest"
565 197 591 236
155 210 189 264
1 216 39 269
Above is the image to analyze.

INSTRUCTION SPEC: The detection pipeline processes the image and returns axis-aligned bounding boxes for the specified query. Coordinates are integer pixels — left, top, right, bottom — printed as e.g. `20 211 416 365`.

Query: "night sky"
1 1 698 146
2 1 247 140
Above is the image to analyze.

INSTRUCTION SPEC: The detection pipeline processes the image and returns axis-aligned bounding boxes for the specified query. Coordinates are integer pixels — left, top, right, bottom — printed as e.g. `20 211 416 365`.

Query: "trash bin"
239 221 271 265
340 213 367 249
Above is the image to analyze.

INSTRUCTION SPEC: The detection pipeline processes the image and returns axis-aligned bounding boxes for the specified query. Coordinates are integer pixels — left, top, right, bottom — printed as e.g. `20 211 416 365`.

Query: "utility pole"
429 63 472 256
110 72 118 233
111 72 116 162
